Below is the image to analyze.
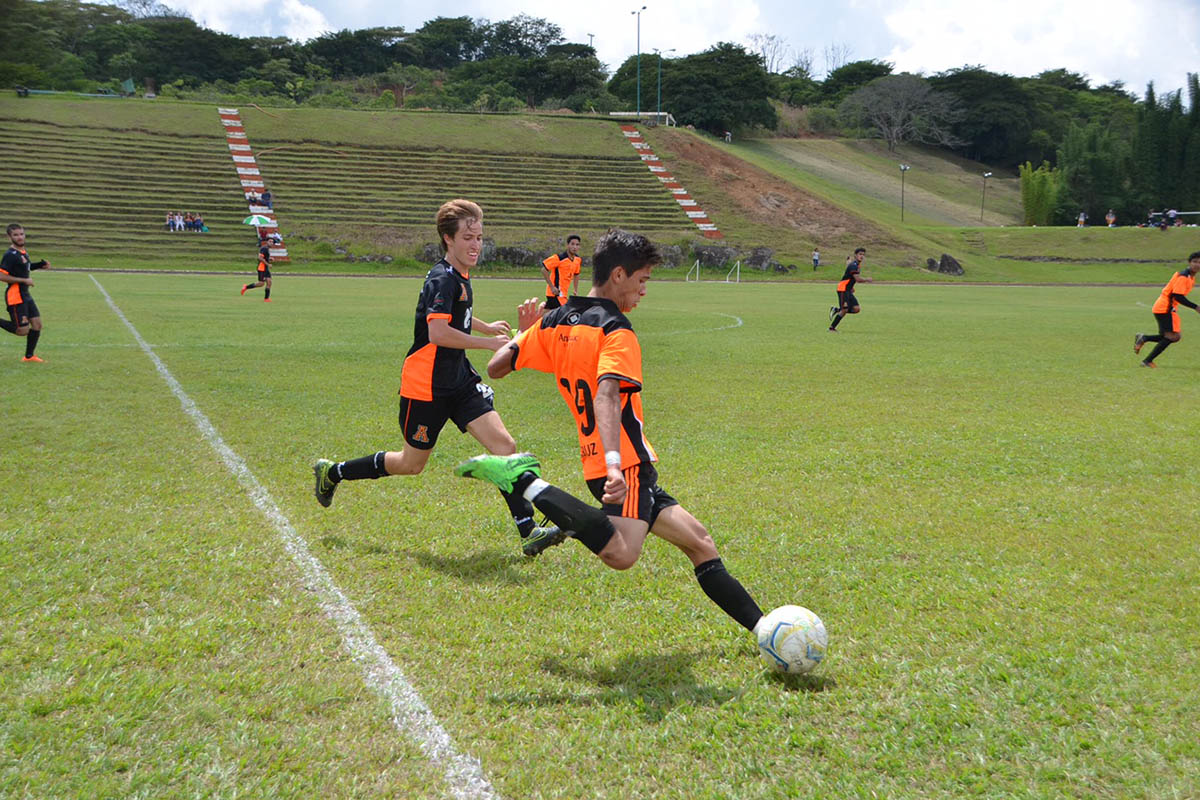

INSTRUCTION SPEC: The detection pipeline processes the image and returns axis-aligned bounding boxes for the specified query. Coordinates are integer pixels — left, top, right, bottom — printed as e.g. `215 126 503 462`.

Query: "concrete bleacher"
0 114 697 266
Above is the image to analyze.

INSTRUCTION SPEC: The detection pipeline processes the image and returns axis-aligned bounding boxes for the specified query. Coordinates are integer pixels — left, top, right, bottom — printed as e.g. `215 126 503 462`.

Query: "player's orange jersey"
512 296 657 479
542 252 582 299
1152 270 1196 314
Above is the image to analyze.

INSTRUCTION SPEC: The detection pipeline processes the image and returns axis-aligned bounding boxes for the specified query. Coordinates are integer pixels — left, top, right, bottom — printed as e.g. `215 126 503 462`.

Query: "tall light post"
653 47 674 123
631 6 646 119
587 33 594 50
980 171 993 222
899 163 910 222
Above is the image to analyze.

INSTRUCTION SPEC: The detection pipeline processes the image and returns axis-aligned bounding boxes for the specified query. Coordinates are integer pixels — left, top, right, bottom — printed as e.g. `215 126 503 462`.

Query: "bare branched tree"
838 74 964 152
748 33 788 74
788 46 814 79
822 42 852 77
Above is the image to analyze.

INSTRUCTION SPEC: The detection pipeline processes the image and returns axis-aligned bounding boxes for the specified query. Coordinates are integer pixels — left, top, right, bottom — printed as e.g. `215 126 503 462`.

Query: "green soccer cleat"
454 453 541 493
522 525 568 557
313 458 338 507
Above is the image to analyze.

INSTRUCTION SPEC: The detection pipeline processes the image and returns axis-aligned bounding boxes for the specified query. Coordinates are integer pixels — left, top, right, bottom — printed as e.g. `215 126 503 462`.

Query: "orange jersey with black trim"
511 296 657 479
399 260 479 401
1152 270 1196 314
542 252 582 298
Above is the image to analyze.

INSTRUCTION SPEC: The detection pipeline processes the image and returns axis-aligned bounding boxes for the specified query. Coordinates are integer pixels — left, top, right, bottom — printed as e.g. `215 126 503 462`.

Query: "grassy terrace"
0 97 696 270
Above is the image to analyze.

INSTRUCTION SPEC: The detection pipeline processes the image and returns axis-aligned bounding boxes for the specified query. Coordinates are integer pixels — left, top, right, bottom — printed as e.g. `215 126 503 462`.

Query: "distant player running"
829 247 872 332
0 223 51 362
541 234 582 310
241 238 273 301
455 229 766 636
1134 251 1200 368
312 199 558 553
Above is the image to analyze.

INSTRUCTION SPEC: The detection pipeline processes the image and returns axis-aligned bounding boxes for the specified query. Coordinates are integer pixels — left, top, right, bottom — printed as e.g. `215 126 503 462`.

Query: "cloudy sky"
186 0 1199 96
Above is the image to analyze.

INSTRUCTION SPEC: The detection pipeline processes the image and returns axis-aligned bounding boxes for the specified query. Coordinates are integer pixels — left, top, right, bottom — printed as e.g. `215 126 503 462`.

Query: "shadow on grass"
765 670 836 693
489 650 742 722
320 535 536 585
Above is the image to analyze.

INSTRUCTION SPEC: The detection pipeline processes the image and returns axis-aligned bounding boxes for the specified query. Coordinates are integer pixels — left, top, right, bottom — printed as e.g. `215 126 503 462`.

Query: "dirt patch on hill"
649 128 904 249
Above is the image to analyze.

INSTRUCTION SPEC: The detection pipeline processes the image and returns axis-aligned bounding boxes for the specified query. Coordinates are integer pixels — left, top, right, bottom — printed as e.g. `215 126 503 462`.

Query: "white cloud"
882 0 1200 93
279 0 332 41
186 0 272 35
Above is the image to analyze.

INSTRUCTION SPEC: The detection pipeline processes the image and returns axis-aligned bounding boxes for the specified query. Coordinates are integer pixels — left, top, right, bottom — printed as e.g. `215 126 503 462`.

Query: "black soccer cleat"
522 525 568 557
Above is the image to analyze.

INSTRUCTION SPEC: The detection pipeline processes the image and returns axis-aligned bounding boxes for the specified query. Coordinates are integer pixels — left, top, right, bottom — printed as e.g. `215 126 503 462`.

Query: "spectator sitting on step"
165 212 173 231
195 213 207 233
261 188 272 209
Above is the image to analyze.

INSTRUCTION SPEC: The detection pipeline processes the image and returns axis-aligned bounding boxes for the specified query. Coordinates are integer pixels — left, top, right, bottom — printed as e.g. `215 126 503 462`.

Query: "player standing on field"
313 199 559 553
1134 251 1200 368
541 234 582 311
455 229 766 635
241 238 273 301
0 223 50 362
829 247 872 332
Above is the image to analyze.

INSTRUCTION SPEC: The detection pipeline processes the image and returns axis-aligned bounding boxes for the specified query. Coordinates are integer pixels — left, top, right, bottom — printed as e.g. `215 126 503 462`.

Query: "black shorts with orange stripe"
586 462 678 526
398 380 495 450
837 290 858 309
257 266 271 280
6 294 38 325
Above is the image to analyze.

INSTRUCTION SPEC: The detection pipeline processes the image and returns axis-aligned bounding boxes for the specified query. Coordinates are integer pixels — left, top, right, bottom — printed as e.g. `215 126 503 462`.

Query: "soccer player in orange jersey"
829 247 872 332
455 229 766 636
1134 251 1200 368
312 199 557 551
0 223 51 362
540 234 582 310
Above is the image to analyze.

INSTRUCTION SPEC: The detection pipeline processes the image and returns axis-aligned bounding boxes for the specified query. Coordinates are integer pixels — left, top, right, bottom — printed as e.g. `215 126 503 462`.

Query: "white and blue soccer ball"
755 605 827 674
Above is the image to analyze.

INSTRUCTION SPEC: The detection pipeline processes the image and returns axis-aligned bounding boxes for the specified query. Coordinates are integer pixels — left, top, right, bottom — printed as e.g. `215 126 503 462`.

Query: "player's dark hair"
1189 251 1200 262
566 234 581 244
6 223 23 235
436 199 483 253
854 247 866 255
592 228 660 286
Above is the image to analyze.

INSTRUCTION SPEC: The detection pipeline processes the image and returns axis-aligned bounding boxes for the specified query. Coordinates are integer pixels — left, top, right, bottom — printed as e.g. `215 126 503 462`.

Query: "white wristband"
605 450 622 467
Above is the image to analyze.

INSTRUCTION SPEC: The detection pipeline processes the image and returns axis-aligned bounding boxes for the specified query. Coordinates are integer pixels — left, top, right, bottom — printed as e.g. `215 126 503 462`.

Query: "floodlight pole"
588 33 594 49
632 6 646 119
980 172 992 222
653 47 675 122
899 163 910 222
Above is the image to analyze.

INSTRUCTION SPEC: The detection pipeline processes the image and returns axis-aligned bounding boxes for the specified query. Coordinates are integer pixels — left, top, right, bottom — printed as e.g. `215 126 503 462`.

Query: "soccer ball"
755 605 827 674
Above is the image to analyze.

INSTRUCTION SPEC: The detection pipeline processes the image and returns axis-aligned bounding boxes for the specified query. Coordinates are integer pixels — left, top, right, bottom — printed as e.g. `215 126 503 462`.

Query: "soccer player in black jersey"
0 224 51 362
241 238 273 301
829 247 872 332
312 199 559 553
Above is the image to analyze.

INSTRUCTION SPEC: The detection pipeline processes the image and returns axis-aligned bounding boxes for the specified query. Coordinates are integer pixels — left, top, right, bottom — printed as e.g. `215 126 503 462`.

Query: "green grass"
3 269 1199 798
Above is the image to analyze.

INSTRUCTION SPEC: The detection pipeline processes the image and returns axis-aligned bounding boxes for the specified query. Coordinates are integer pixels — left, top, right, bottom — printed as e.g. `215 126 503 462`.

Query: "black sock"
1145 340 1171 363
500 489 537 536
694 558 764 632
0 318 15 333
526 484 614 555
24 328 40 358
1142 334 1164 343
830 312 844 329
264 287 271 299
337 451 389 481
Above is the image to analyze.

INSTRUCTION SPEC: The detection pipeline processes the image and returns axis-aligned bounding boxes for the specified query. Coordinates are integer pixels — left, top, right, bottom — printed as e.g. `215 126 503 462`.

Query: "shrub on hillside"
807 107 841 135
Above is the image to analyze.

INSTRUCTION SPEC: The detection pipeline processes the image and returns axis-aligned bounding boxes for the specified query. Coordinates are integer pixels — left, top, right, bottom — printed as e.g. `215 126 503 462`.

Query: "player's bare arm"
429 317 508 351
541 265 561 297
594 377 626 504
471 316 512 337
0 273 32 286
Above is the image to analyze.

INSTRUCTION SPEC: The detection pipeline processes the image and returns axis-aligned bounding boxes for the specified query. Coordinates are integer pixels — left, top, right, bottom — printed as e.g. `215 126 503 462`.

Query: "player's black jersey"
259 245 271 265
399 259 479 400
838 261 859 292
0 247 43 281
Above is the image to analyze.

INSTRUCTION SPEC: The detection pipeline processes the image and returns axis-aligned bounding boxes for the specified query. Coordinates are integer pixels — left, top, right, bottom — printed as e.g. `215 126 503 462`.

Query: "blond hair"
436 199 483 252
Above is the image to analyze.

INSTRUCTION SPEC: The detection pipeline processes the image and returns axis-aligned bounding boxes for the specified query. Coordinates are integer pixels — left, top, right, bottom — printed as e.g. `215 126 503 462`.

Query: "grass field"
3 269 1199 798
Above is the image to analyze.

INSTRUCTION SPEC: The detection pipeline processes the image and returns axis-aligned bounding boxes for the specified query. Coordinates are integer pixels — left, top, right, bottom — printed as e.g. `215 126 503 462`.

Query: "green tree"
820 59 892 104
610 43 776 133
929 66 1033 162
1019 161 1060 225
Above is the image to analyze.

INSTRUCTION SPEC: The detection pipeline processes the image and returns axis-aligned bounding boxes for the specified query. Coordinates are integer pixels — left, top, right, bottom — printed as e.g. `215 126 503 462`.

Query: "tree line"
2 0 1194 225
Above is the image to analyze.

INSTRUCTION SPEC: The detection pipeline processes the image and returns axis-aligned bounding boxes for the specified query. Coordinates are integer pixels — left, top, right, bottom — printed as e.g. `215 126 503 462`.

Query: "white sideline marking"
642 310 744 337
90 275 498 800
